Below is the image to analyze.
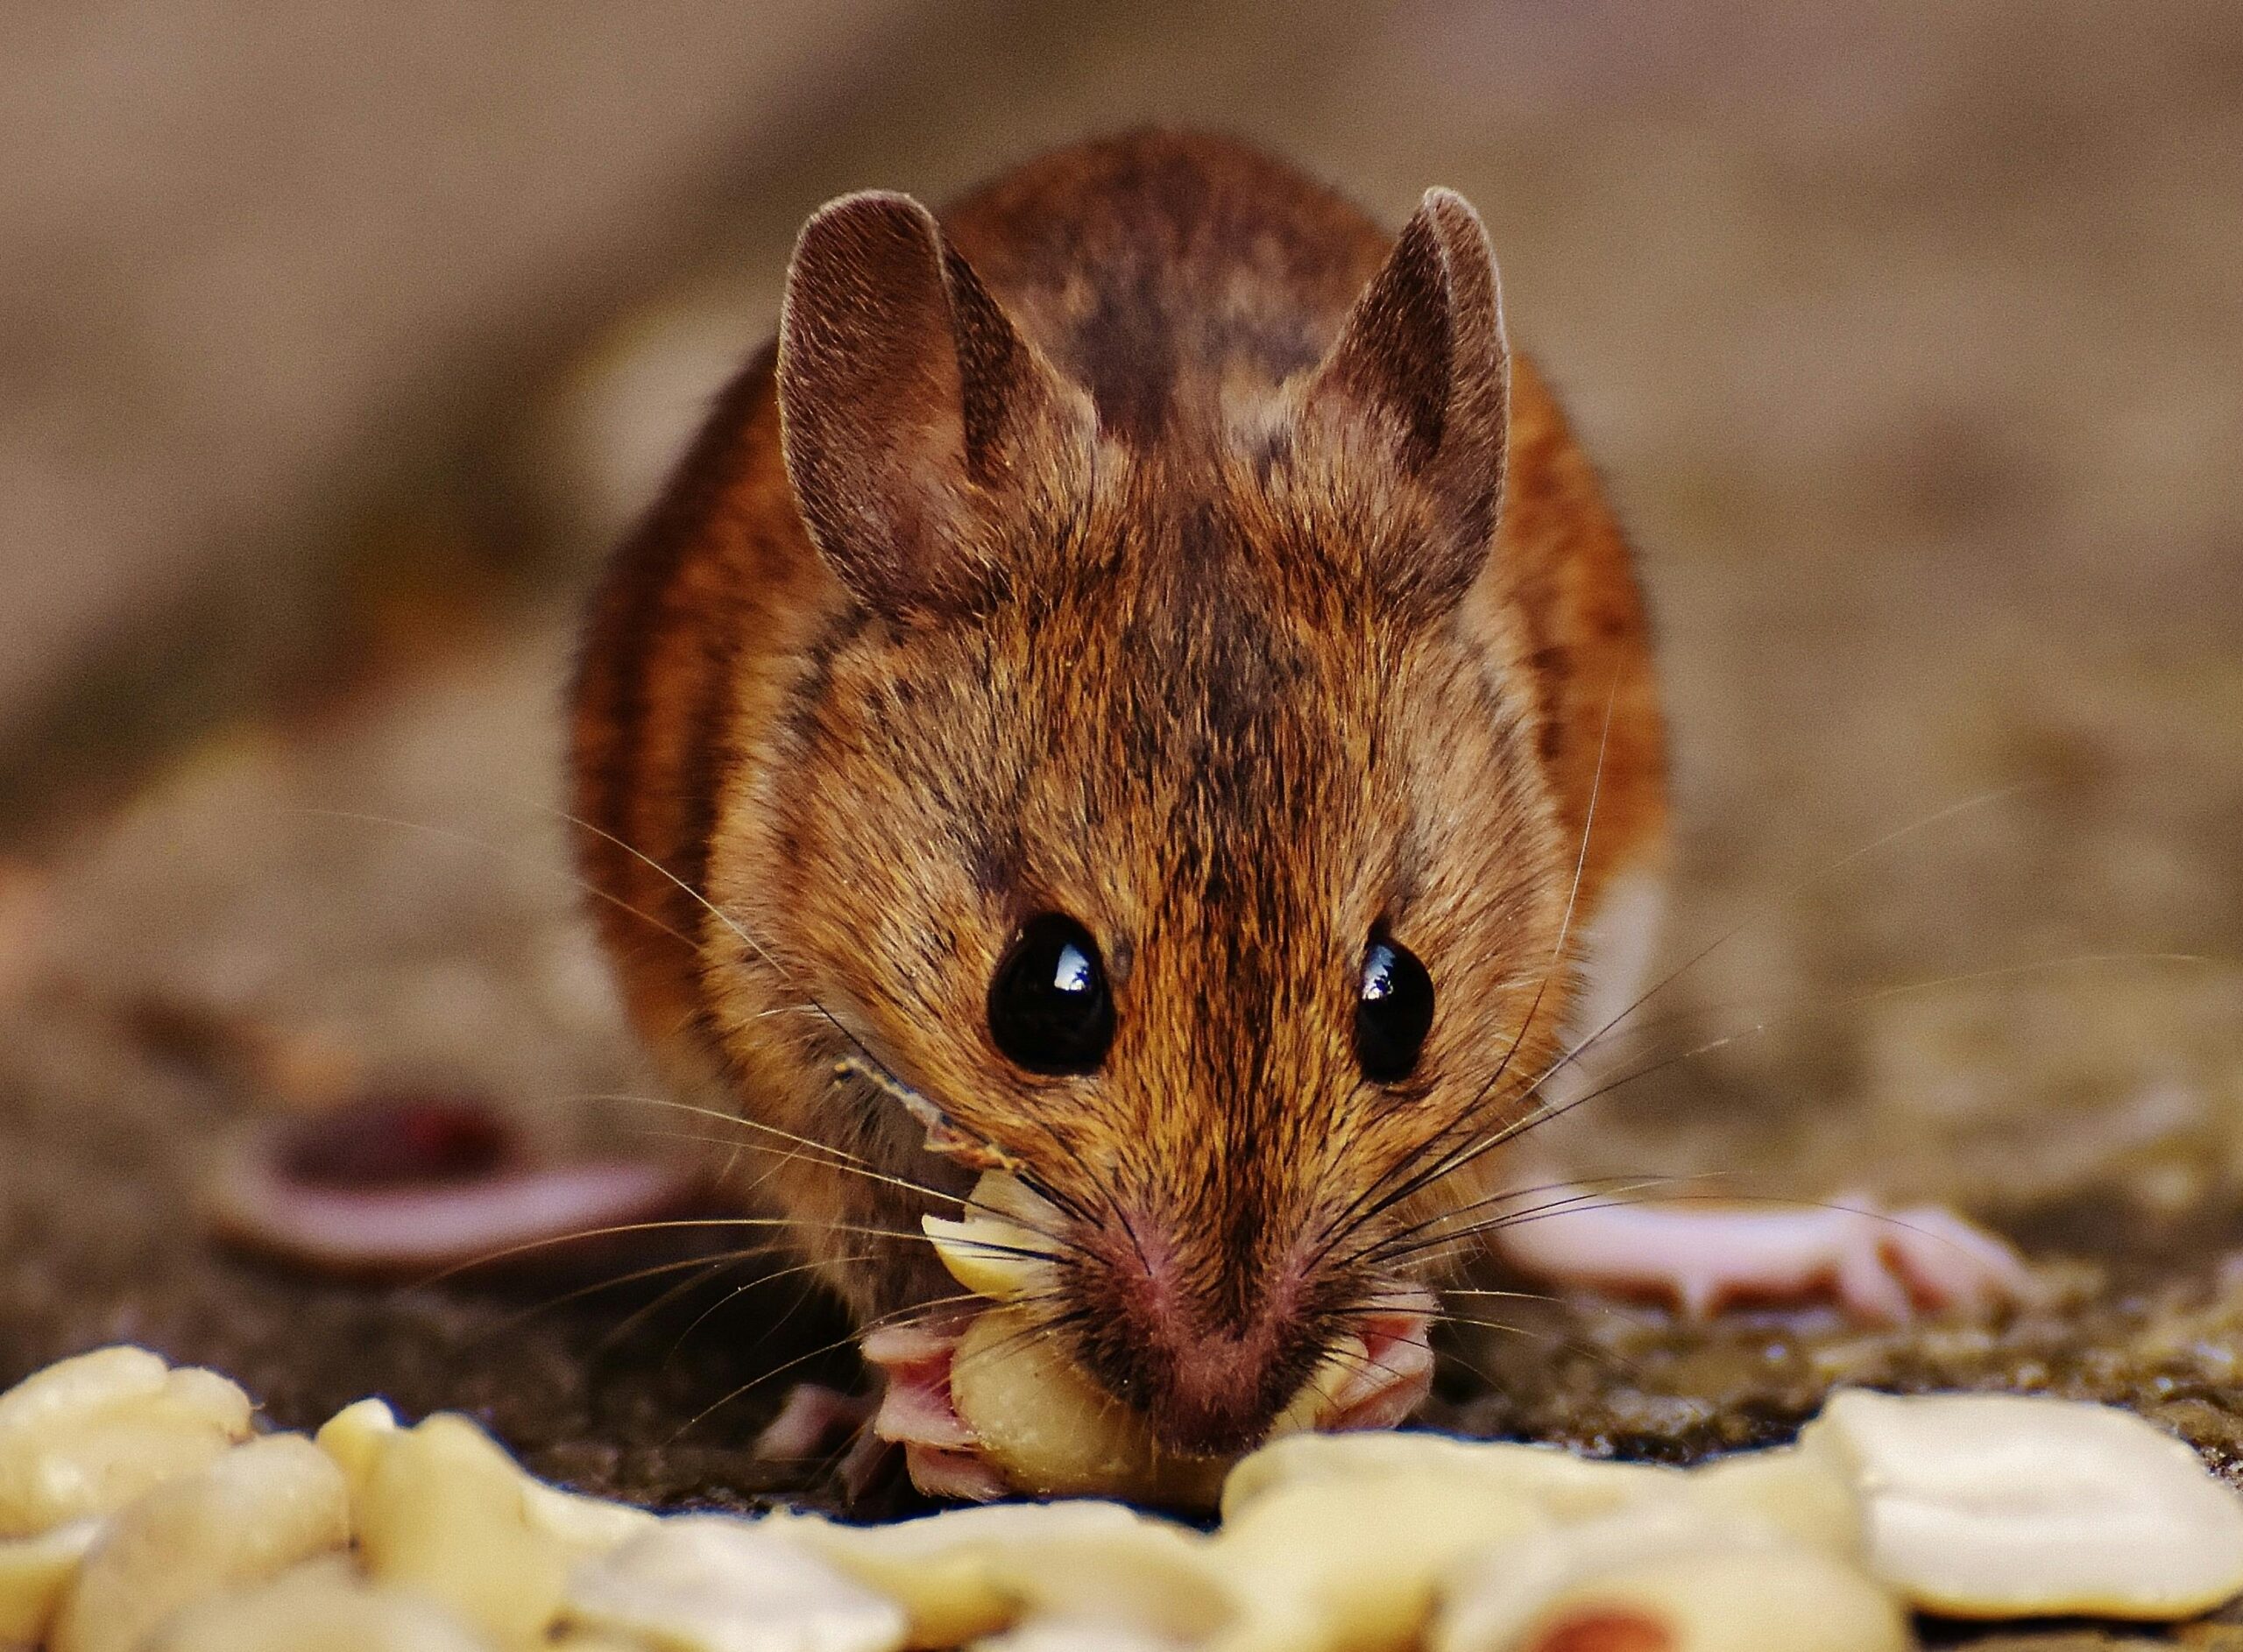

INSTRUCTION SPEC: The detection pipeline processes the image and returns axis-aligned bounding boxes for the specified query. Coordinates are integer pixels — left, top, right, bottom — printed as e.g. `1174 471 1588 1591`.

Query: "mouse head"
717 187 1578 1454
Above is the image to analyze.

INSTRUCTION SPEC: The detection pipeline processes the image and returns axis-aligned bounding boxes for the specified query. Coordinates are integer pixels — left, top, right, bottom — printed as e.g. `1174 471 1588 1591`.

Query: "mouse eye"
1355 933 1434 1083
987 914 1115 1075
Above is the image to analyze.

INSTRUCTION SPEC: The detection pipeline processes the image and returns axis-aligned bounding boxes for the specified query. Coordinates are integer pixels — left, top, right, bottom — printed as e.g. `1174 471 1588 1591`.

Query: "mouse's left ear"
1293 187 1511 622
777 191 1094 620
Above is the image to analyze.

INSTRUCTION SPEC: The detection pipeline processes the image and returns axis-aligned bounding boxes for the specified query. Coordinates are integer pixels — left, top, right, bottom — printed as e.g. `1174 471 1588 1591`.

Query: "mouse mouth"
862 1287 1435 1503
883 1168 1437 1500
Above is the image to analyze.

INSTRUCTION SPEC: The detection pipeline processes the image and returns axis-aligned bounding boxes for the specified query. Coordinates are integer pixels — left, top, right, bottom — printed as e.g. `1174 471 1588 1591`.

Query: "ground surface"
1 2 2239 1643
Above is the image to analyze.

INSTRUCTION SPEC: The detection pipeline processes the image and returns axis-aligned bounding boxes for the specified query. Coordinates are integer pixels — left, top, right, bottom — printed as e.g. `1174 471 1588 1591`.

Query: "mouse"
566 130 2029 1499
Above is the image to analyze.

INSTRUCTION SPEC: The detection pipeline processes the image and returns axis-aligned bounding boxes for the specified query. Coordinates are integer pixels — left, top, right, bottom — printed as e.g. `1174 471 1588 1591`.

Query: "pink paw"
1493 1190 2034 1324
860 1320 1011 1502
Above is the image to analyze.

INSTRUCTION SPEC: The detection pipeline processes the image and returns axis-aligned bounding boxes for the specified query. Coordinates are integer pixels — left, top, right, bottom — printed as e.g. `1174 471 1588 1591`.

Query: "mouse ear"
1294 187 1511 621
777 191 1092 618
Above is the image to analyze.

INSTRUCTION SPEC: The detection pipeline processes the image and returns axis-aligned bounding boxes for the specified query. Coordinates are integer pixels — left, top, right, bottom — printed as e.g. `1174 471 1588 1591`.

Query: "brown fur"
569 131 1666 1452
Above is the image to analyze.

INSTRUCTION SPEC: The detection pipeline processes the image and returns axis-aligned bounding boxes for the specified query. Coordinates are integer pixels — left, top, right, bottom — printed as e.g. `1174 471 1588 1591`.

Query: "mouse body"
568 131 2022 1493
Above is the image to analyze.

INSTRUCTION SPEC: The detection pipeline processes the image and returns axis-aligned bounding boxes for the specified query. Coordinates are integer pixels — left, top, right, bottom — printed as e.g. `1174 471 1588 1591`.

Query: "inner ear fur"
776 190 1091 618
1295 187 1511 621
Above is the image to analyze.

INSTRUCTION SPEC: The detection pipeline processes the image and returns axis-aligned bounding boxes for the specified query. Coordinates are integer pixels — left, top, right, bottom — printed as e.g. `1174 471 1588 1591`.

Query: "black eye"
987 914 1114 1075
1355 934 1433 1083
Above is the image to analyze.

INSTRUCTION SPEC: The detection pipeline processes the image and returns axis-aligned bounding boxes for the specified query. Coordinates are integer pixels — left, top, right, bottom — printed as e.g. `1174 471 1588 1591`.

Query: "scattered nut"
1433 1504 1908 1652
143 1557 491 1652
792 1501 1228 1650
564 1516 909 1652
353 1412 574 1645
51 1433 351 1652
1221 1430 1668 1525
946 1308 1228 1507
0 1347 252 1539
0 1520 99 1647
1801 1386 2243 1619
1212 1471 1551 1652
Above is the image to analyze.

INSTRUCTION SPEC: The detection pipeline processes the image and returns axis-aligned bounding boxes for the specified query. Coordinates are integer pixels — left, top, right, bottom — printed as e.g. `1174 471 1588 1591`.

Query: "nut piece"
1434 1505 1907 1652
353 1412 575 1644
0 1518 101 1646
1222 1431 1671 1524
51 1433 352 1652
1212 1471 1552 1652
946 1308 1228 1507
923 1173 1064 1304
564 1516 909 1652
144 1557 492 1652
792 1501 1228 1650
0 1346 252 1538
1800 1387 2243 1620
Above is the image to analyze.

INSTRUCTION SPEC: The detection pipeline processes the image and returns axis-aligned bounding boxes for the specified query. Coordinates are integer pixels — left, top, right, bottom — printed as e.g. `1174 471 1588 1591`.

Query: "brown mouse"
567 131 2027 1498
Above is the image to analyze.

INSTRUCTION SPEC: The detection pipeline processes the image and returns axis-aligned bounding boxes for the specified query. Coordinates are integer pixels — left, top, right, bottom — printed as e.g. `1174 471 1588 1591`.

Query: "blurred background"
0 1 2238 1505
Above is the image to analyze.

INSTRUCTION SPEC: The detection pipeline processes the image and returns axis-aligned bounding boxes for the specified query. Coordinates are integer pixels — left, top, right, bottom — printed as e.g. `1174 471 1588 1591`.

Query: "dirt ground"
1 2 2239 1641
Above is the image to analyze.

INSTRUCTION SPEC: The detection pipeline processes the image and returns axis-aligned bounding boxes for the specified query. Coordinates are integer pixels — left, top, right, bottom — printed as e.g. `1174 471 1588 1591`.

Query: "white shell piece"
1801 1387 2243 1619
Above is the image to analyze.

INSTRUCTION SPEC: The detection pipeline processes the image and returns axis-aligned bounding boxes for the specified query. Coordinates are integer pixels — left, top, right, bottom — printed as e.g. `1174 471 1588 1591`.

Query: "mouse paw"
860 1320 1011 1502
1490 1188 2034 1324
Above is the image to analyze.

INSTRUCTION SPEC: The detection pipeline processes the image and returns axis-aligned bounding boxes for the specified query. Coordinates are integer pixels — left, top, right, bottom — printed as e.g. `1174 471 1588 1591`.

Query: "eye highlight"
987 914 1115 1074
1355 932 1433 1083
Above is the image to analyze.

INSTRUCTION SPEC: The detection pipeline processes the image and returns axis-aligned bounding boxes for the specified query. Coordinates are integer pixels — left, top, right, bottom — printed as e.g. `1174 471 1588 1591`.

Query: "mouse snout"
1068 1214 1343 1457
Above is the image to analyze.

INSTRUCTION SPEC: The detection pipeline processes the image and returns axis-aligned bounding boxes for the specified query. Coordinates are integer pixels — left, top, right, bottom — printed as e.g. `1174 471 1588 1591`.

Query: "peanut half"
1801 1386 2243 1620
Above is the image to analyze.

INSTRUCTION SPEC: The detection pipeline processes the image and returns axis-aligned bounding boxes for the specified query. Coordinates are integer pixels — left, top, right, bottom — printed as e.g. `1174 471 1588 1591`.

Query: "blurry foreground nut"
51 1433 350 1652
0 1519 100 1647
1210 1472 1551 1652
946 1309 1228 1507
1801 1387 2243 1619
0 1347 252 1538
1433 1505 1907 1652
319 1399 652 1567
563 1516 908 1652
1206 1431 1869 1652
790 1501 1228 1650
353 1412 582 1645
144 1557 491 1652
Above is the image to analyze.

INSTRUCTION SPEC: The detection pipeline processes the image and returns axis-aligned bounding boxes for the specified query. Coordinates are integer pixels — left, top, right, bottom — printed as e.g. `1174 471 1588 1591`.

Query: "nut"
0 1347 252 1539
791 1501 1227 1649
352 1412 575 1645
923 1173 1063 1304
0 1519 100 1646
563 1516 908 1652
1433 1503 1908 1652
1801 1387 2243 1619
143 1557 491 1652
946 1307 1228 1507
51 1433 351 1652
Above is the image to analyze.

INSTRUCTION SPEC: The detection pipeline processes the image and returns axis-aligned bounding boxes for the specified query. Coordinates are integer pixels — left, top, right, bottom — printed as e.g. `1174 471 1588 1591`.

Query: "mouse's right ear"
776 191 1093 619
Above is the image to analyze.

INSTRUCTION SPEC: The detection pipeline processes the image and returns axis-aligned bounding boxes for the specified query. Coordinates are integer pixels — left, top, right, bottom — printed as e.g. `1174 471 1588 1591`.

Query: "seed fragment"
923 1173 1061 1303
1800 1386 2243 1619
